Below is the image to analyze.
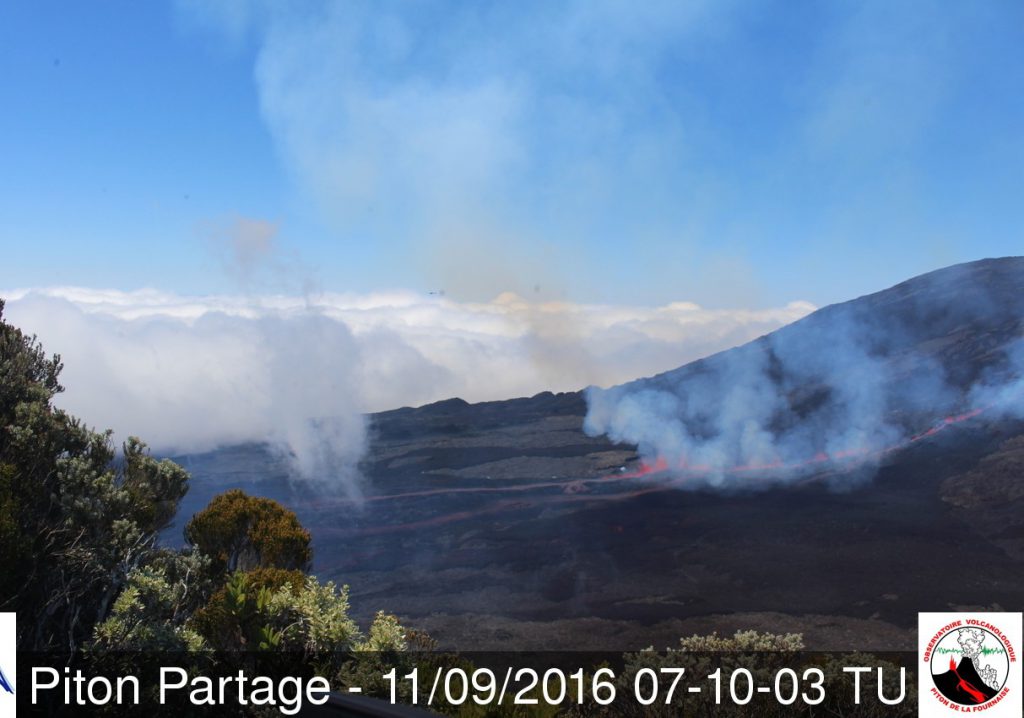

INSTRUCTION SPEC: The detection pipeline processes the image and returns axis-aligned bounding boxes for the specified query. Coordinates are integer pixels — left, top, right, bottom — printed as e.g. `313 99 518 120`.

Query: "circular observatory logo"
929 625 1008 706
919 612 1021 716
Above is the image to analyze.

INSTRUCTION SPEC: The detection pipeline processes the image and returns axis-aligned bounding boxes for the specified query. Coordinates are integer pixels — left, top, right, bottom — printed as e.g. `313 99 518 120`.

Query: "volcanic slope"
170 257 1024 650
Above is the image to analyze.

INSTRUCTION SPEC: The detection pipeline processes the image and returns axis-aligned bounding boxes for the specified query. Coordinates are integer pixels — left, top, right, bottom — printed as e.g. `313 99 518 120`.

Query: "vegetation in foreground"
0 298 406 659
1 301 913 716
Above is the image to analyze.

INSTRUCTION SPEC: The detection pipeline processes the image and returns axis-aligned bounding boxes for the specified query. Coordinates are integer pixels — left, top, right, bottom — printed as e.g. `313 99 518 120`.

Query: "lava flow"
947 656 988 704
309 403 991 512
621 405 990 482
315 403 994 538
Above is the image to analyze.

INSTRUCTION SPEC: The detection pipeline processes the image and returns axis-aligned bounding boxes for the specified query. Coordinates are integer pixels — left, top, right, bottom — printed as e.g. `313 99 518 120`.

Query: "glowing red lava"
616 456 668 479
948 656 988 704
319 404 992 537
620 405 990 482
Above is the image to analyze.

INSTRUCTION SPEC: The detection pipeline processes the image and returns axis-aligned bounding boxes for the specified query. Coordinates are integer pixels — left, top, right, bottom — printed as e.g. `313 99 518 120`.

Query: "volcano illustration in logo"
930 626 1009 706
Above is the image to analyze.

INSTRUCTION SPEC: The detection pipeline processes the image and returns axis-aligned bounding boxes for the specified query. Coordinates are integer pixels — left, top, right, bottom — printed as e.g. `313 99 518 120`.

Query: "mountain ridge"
171 256 1024 650
374 256 1024 421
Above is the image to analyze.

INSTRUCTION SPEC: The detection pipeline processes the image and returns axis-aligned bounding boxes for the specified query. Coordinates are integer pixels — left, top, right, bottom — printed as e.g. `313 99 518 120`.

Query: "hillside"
168 257 1024 650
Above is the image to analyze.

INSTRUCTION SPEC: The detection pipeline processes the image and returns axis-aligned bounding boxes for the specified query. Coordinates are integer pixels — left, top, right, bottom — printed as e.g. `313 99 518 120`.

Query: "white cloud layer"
3 287 811 489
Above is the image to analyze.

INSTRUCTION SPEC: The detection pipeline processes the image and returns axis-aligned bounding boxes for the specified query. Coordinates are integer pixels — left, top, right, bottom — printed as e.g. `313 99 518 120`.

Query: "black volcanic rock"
371 391 588 440
170 257 1024 650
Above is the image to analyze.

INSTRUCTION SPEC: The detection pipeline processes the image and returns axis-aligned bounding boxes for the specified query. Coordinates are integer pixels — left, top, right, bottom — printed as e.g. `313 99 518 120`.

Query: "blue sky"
2 0 1023 308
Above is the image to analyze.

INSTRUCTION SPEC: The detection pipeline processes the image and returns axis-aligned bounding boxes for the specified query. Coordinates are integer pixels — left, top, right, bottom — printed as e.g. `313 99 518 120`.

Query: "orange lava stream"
619 406 988 481
319 405 992 537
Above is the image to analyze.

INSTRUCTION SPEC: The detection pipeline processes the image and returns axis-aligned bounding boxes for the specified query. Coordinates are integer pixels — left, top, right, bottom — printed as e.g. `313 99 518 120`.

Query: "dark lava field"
166 258 1024 650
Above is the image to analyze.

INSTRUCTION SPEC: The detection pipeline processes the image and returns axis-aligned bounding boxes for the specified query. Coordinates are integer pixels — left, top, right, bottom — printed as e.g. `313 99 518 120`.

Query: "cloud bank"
2 288 811 491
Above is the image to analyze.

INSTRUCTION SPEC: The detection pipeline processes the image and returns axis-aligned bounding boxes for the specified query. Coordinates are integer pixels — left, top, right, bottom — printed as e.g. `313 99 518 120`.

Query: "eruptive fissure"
319 402 994 537
324 259 1024 537
584 260 1024 493
620 406 988 480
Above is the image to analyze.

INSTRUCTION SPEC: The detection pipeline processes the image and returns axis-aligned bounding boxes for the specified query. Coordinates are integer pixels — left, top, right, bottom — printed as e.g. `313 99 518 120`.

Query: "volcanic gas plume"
302 398 993 538
584 258 1024 489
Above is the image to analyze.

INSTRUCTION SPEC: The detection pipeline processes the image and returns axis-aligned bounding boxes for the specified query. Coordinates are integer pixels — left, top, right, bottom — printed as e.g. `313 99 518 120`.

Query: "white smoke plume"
1 287 812 493
584 259 1024 488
